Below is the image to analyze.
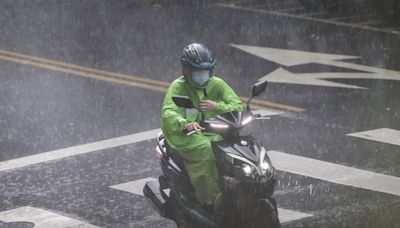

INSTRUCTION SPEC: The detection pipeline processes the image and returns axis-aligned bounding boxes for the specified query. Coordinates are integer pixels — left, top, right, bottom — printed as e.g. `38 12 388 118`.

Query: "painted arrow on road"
231 44 360 67
231 44 400 89
259 68 367 89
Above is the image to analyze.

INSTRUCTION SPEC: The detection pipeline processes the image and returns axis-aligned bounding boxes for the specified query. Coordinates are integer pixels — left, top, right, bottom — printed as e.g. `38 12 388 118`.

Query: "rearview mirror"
251 80 268 97
172 96 195 109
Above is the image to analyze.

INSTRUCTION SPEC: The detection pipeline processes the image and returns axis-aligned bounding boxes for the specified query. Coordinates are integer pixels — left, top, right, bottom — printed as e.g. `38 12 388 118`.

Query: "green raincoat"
161 75 243 205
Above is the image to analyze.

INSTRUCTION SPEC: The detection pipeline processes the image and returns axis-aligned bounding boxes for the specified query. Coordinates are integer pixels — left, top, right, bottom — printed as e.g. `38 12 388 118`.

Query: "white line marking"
231 44 400 76
259 68 367 89
231 44 400 89
110 177 158 196
219 4 400 35
0 206 99 228
0 128 160 172
111 178 312 223
278 208 312 223
111 177 171 197
269 150 400 196
111 178 176 226
231 43 360 67
347 128 400 146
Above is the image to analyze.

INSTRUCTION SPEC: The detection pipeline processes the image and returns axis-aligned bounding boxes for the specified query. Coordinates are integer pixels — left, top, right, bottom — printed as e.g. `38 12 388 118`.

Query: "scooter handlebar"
252 113 271 120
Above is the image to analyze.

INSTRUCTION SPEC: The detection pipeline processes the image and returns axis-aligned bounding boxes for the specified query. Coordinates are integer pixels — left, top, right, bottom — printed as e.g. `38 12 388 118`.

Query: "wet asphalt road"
0 1 399 227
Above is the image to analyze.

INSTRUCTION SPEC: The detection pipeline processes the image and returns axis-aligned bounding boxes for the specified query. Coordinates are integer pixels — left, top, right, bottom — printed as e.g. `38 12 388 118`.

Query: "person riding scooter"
161 43 243 212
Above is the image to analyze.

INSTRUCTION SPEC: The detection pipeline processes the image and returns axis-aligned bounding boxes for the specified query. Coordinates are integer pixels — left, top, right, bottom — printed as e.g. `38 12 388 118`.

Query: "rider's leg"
175 135 220 206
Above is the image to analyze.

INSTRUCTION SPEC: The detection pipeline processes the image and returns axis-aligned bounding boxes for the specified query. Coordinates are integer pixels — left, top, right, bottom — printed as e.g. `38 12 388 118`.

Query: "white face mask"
191 70 210 87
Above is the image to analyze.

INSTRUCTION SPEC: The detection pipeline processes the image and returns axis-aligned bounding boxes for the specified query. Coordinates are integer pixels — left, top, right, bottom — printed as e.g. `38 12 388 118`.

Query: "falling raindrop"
309 184 314 196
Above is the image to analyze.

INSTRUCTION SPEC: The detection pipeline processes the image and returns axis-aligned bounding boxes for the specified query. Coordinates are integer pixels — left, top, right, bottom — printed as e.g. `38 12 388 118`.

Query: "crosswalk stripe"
0 110 281 173
0 206 99 228
269 150 400 196
110 177 158 196
110 178 313 223
278 208 313 223
347 128 400 146
0 129 160 172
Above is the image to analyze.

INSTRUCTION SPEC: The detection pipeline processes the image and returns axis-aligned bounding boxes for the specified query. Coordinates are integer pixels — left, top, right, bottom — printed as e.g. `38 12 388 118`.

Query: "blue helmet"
181 43 217 88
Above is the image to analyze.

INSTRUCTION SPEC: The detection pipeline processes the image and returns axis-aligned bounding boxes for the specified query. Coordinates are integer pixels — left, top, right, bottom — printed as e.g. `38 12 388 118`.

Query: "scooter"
143 80 280 228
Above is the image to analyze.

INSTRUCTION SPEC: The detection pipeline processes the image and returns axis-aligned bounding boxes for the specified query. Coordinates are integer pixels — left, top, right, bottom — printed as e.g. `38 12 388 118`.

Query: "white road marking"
231 44 400 74
0 206 99 228
111 178 312 223
0 109 282 174
0 110 286 174
0 128 160 172
259 68 367 89
219 4 400 35
269 150 400 196
111 178 176 226
110 177 158 196
111 177 172 197
231 44 359 67
347 128 400 146
279 208 312 223
231 44 400 89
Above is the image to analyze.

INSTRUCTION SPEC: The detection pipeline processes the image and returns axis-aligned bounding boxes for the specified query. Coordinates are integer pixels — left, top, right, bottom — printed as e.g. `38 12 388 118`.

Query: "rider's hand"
200 100 217 112
186 122 202 132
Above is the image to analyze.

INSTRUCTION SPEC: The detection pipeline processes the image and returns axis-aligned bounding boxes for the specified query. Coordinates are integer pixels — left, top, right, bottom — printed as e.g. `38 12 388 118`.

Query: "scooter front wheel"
169 193 207 228
255 198 281 228
262 209 280 228
173 202 205 228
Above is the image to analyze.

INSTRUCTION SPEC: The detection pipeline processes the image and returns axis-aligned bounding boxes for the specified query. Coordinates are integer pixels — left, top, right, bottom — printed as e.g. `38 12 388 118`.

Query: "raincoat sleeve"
215 79 243 113
161 82 188 134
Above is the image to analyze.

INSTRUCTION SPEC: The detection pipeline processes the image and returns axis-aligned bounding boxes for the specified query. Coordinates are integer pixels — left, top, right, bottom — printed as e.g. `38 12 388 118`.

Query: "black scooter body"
143 133 220 227
143 81 280 228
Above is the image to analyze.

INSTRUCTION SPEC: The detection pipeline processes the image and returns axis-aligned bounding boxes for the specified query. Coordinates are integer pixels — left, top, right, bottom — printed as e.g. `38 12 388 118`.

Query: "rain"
0 0 399 227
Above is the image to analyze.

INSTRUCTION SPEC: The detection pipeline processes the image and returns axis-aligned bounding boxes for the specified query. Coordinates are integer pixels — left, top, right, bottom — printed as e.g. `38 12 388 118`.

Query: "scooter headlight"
241 164 255 176
260 161 270 170
260 160 274 177
258 148 274 178
226 153 257 178
260 161 270 175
